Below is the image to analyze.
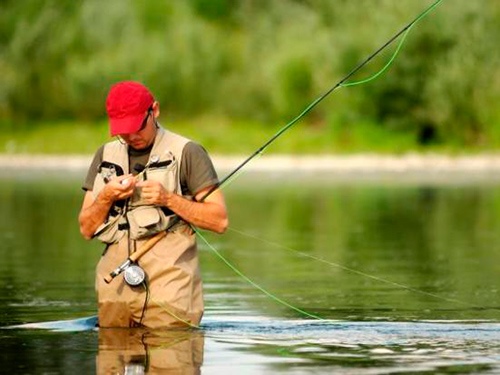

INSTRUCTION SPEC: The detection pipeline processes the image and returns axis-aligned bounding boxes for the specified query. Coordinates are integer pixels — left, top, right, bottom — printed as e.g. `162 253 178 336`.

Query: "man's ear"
152 101 160 118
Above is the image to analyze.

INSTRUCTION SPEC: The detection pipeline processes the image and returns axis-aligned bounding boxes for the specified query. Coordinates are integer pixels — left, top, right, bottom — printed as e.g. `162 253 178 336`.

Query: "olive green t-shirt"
82 141 219 197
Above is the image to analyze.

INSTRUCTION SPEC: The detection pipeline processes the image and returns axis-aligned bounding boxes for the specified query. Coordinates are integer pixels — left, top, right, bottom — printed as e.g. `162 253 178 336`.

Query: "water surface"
0 169 499 374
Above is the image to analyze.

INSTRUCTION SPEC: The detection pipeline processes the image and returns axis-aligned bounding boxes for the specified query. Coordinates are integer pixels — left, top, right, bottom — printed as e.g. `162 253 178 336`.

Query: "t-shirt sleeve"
82 145 105 191
180 142 219 197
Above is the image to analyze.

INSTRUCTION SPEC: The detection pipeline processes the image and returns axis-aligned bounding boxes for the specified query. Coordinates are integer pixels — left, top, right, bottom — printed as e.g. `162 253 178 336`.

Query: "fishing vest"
92 127 190 244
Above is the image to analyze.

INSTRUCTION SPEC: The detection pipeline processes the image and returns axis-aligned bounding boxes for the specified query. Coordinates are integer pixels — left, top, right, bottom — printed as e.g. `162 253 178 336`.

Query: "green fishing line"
196 228 326 320
196 0 446 319
339 26 411 88
227 227 485 310
340 0 443 87
204 0 445 195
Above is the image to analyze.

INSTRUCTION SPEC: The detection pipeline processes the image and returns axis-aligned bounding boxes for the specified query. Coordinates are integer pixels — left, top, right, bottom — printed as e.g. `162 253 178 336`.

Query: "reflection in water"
4 316 500 374
97 328 204 375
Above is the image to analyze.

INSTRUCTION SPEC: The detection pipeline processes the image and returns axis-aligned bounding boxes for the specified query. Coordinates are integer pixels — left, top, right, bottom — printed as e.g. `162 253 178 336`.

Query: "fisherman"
78 81 228 328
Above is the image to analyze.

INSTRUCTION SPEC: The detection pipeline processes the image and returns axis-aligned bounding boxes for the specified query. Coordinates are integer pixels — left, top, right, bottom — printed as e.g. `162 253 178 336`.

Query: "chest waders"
92 127 204 328
93 127 188 286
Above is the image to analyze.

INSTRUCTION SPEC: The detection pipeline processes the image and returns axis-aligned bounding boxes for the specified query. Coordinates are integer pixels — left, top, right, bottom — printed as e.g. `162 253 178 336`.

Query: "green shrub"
0 0 499 151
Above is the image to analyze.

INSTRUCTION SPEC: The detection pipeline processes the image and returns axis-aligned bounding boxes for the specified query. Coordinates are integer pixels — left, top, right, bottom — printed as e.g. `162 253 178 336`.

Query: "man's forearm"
79 192 114 240
163 191 228 234
79 177 137 240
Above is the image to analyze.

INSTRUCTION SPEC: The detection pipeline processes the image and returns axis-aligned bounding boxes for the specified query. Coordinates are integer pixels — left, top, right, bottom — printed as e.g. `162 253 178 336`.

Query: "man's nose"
128 132 141 141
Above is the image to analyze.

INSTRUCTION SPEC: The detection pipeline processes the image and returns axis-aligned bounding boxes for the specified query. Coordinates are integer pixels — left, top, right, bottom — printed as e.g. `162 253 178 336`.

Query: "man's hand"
136 180 228 234
104 174 136 201
78 174 136 240
136 180 167 206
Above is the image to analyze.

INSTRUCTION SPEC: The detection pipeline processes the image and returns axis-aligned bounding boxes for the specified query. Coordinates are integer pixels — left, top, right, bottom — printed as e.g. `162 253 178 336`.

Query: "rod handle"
129 231 167 262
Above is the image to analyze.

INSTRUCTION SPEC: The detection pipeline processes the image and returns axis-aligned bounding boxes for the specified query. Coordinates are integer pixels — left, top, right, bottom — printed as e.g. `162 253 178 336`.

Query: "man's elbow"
80 230 93 241
78 216 94 241
79 225 94 241
215 217 229 234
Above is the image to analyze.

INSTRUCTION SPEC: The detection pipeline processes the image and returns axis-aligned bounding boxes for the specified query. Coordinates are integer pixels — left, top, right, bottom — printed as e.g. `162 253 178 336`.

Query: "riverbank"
3 153 500 175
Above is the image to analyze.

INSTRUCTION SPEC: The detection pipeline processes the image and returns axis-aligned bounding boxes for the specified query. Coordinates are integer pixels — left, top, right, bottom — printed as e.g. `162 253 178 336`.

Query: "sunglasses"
138 105 153 132
116 105 154 144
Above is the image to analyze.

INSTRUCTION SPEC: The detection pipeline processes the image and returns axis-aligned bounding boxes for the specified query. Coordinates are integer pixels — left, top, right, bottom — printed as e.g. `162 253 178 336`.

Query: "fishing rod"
104 0 444 284
200 0 444 201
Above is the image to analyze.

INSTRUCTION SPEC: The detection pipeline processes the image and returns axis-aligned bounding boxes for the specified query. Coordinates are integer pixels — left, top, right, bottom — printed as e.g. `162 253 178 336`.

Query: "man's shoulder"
182 141 211 161
183 140 204 152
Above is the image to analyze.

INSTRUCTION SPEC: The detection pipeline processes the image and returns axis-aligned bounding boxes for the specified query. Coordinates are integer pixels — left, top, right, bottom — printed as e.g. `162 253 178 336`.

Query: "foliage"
0 0 499 152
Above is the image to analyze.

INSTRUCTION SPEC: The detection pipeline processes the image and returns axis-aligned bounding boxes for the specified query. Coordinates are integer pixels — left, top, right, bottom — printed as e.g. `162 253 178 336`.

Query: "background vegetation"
1 0 499 154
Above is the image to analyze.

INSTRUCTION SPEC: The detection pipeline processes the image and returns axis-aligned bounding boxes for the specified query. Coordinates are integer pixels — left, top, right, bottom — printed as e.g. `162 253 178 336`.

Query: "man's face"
118 105 157 150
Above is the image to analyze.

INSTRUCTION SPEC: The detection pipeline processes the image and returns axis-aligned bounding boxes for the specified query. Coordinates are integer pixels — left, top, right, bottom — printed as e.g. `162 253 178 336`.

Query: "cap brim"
109 113 145 136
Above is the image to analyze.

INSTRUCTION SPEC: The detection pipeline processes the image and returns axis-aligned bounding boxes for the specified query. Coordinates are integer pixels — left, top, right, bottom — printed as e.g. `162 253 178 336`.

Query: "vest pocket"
94 214 126 244
127 206 171 240
147 164 177 193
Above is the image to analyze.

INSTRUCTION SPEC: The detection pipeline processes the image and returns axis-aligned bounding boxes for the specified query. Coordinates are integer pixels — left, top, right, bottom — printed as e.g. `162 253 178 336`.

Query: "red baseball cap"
106 81 154 136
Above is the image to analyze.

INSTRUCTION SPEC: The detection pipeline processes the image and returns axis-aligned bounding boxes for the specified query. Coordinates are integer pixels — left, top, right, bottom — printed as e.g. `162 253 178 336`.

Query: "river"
0 165 499 374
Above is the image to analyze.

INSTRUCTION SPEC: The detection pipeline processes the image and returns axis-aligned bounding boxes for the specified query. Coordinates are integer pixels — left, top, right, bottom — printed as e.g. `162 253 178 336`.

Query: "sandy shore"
3 153 500 174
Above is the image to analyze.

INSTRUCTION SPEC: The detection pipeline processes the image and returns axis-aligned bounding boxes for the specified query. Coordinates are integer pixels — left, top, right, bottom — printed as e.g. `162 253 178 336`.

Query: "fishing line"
189 0 447 320
139 280 150 325
226 226 486 310
196 228 326 320
340 0 442 87
149 298 200 329
119 0 445 324
200 0 444 199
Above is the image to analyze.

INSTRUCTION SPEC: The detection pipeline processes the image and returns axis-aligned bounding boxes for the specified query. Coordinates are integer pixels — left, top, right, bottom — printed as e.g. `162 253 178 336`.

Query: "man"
79 81 228 328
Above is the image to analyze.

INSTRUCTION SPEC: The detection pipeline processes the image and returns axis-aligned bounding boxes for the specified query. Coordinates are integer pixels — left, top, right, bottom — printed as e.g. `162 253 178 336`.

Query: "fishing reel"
123 264 146 287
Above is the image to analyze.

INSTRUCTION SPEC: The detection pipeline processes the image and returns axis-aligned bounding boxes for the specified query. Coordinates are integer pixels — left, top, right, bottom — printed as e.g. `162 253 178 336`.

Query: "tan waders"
96 228 204 328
